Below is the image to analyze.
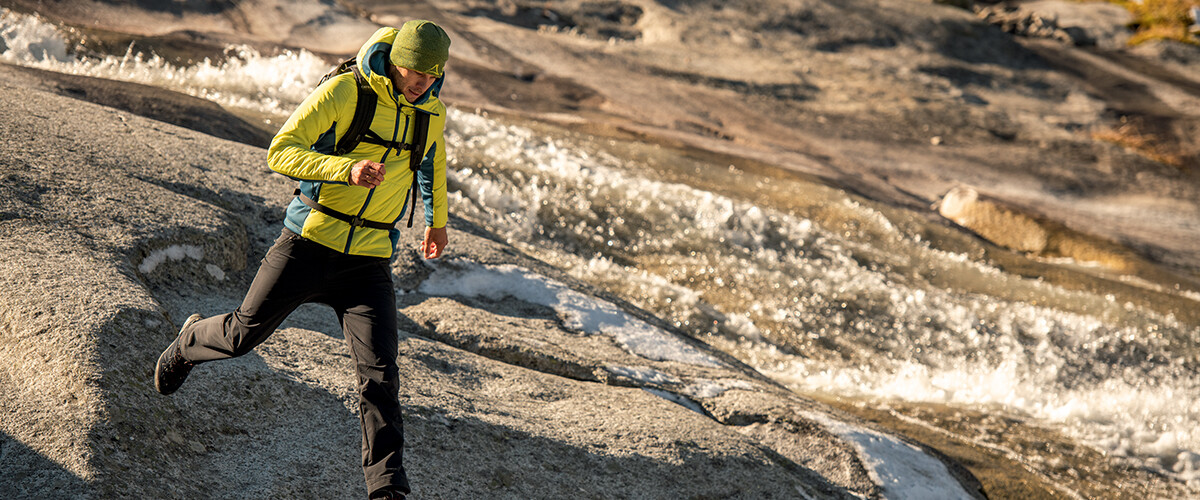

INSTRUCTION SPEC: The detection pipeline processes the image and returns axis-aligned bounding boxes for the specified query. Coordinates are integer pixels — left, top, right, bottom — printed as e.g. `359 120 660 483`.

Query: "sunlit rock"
937 186 1049 253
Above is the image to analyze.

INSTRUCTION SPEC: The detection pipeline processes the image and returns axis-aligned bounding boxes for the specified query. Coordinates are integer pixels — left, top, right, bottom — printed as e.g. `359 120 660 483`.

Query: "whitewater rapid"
4 7 1197 489
440 109 1200 485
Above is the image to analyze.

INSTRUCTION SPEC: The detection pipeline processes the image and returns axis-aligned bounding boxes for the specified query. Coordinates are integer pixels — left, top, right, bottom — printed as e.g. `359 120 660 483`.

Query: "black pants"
179 228 410 496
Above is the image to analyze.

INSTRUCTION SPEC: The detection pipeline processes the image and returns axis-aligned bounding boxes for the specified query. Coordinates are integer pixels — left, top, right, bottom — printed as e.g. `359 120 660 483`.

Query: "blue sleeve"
417 142 438 227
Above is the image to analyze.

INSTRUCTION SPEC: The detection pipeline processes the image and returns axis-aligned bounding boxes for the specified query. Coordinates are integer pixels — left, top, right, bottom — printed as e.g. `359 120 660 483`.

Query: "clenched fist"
349 160 386 189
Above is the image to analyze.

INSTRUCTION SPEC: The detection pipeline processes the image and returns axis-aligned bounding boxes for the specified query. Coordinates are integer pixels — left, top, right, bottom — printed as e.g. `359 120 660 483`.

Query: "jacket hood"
356 26 445 108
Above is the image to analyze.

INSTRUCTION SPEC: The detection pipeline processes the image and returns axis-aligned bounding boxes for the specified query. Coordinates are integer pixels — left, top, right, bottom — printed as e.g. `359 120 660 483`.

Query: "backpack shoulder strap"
405 111 432 228
333 66 378 156
409 112 431 170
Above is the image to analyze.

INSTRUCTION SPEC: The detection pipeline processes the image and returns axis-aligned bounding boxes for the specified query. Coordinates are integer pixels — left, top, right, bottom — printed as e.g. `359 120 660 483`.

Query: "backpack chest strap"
360 129 419 153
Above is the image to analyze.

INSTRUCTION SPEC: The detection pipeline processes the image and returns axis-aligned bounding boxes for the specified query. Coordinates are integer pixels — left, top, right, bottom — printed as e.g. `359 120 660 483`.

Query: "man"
153 20 452 500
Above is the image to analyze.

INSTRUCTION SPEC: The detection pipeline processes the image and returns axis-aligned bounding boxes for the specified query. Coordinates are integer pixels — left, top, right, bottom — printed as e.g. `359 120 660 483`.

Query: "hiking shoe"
155 314 201 395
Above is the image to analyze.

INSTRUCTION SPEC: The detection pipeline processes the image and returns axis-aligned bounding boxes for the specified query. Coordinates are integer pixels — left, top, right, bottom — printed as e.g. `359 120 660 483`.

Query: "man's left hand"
421 227 448 259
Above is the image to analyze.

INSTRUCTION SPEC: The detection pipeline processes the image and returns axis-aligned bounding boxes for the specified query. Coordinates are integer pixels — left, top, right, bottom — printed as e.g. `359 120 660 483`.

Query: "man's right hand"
349 160 387 189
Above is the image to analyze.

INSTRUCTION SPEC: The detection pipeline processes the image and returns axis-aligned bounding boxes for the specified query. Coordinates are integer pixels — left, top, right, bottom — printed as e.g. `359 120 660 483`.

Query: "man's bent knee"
224 311 279 357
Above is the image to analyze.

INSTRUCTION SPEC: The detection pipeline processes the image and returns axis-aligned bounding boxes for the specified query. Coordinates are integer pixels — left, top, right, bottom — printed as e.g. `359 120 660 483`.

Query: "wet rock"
463 0 643 40
935 185 1145 272
976 5 1084 46
937 186 1050 253
976 1 1133 48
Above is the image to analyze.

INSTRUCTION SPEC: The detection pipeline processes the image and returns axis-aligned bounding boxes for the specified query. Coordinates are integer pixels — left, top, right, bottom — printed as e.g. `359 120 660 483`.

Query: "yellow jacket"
268 27 448 258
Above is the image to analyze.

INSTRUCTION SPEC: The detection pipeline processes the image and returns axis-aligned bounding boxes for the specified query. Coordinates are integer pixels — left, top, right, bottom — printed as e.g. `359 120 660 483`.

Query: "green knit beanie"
389 20 450 77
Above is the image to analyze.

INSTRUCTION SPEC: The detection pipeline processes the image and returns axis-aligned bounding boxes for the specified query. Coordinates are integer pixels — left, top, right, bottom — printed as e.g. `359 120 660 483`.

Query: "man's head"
388 20 450 104
390 20 450 78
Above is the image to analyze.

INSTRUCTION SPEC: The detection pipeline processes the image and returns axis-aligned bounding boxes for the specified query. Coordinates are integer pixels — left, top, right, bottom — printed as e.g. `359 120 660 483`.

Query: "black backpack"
301 57 431 228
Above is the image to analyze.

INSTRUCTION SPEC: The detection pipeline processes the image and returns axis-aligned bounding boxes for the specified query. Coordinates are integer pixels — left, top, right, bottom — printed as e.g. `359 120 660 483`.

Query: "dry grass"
1107 0 1200 45
1091 116 1188 168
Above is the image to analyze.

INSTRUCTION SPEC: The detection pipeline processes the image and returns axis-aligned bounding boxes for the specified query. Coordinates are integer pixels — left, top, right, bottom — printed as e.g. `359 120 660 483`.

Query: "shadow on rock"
0 430 89 498
86 309 363 498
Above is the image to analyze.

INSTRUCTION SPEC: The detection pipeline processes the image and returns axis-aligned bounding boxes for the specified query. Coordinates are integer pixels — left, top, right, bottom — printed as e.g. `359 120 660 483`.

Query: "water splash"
0 8 71 63
0 8 329 115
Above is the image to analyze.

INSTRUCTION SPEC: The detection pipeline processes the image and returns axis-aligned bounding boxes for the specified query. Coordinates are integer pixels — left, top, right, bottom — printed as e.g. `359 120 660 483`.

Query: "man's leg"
332 257 409 498
180 229 322 362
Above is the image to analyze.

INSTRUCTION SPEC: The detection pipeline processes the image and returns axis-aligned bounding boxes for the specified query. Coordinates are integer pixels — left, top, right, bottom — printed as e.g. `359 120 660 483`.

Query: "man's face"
388 64 437 104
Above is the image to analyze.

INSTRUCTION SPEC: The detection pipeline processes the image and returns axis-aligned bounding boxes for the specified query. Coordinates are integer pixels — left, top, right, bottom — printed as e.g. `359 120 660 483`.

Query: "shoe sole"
155 314 202 395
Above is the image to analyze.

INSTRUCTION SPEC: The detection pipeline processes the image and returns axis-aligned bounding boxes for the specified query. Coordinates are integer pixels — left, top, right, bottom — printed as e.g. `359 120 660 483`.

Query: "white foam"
0 9 70 63
772 350 1200 482
443 109 819 262
418 260 723 367
802 410 975 499
607 365 680 385
572 256 704 309
683 378 755 399
1177 451 1200 481
205 264 226 281
138 245 203 274
724 313 762 340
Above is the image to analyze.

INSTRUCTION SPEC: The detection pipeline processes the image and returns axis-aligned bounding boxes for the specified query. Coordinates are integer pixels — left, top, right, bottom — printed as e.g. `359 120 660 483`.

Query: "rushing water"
4 7 1199 492
442 111 1200 486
